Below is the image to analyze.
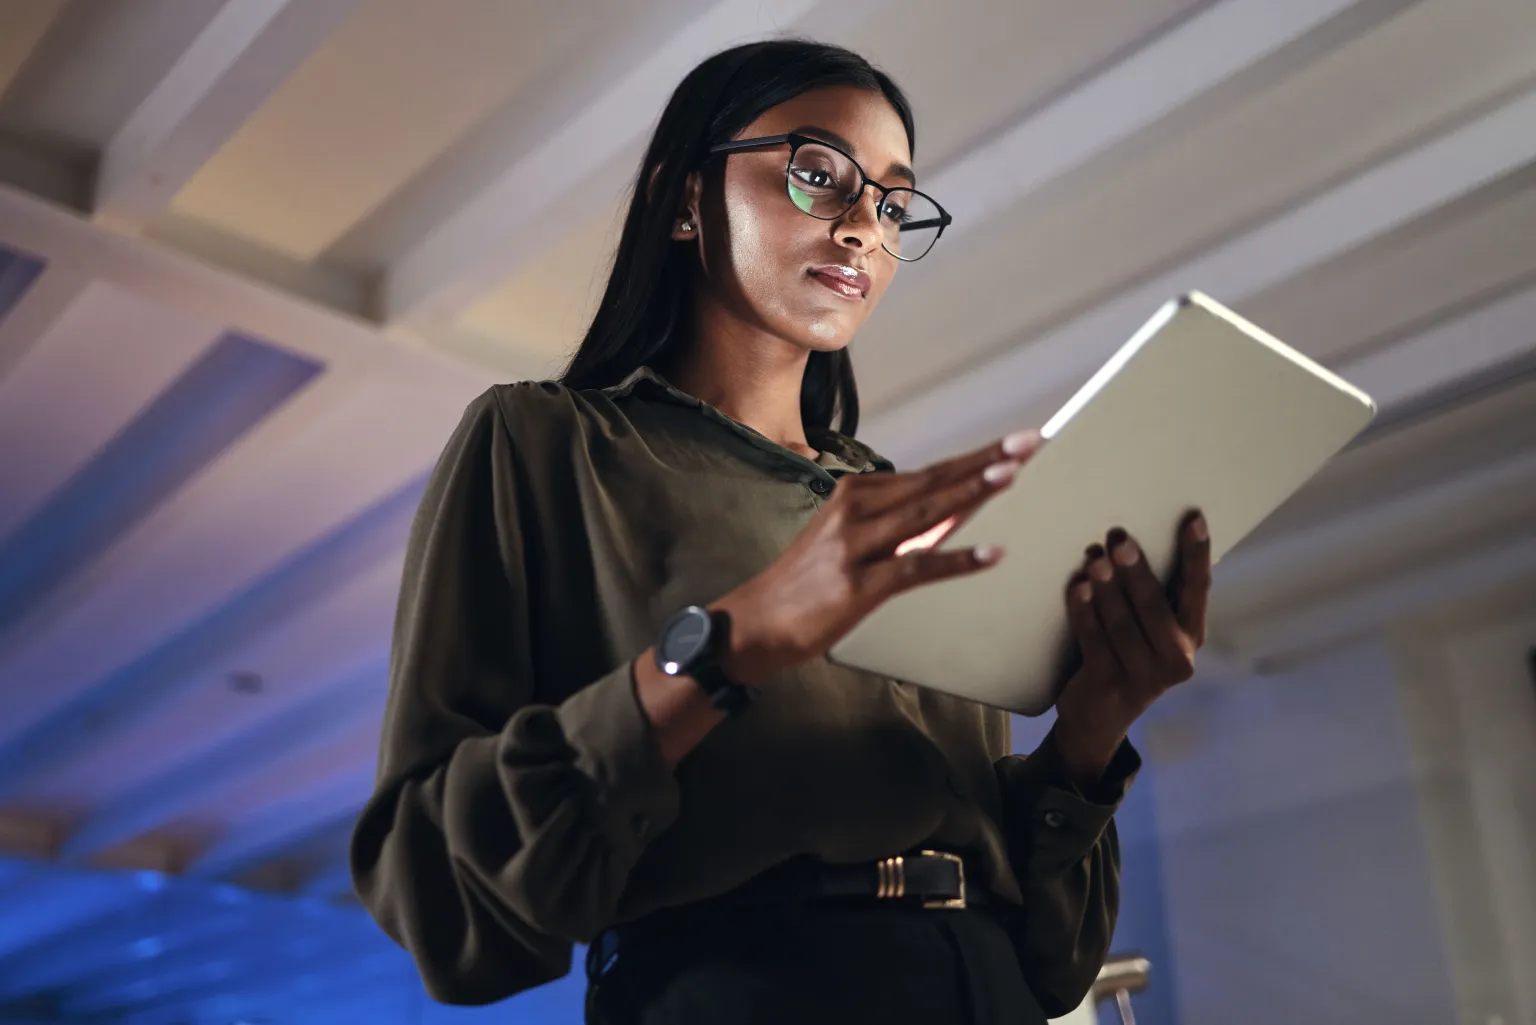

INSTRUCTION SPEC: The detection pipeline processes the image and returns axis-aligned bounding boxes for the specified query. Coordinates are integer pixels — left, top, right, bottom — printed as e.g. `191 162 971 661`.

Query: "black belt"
588 851 991 1017
640 850 989 922
746 849 986 910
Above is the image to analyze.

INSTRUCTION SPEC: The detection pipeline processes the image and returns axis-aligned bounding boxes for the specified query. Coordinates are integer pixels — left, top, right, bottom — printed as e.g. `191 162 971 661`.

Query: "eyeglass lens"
787 142 944 260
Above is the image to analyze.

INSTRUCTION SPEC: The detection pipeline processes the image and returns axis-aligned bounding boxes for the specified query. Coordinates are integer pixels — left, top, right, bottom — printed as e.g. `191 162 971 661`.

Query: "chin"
795 314 861 352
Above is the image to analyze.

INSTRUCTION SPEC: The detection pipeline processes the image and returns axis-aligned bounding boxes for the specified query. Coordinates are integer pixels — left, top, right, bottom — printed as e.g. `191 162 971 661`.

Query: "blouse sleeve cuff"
556 662 681 852
1030 726 1142 806
996 728 1142 871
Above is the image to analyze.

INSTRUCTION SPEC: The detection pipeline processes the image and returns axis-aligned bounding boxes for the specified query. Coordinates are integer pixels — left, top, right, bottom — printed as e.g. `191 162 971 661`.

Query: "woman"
351 39 1210 1025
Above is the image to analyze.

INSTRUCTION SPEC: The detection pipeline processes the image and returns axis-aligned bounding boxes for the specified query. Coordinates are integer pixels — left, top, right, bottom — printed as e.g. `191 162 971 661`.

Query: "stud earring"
679 220 694 233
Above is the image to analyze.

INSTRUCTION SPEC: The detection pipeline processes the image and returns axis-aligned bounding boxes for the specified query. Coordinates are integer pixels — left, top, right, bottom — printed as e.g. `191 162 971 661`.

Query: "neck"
666 299 818 460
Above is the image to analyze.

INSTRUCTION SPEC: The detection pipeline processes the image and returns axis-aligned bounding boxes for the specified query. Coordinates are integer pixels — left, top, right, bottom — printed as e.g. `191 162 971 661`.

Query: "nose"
833 185 885 252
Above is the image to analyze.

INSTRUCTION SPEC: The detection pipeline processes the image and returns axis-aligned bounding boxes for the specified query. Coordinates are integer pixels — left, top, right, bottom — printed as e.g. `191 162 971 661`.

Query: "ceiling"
0 0 1533 1022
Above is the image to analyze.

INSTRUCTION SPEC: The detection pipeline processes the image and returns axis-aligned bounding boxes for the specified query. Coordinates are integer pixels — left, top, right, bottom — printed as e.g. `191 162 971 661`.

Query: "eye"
790 165 839 191
788 142 854 196
878 197 911 226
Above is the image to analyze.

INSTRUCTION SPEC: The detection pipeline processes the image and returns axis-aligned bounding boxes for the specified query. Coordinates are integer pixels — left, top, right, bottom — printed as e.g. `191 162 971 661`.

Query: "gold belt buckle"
876 850 966 910
918 849 967 910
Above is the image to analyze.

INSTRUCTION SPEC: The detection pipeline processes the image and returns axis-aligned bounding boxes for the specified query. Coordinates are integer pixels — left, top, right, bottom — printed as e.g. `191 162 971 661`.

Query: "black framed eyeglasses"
707 133 951 262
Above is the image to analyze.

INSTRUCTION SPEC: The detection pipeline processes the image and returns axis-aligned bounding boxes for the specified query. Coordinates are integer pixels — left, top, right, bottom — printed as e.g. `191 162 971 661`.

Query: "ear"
670 171 703 241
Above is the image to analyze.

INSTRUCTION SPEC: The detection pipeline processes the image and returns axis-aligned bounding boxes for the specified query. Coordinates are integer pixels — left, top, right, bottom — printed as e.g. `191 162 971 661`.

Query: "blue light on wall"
0 856 588 1025
0 329 323 644
1101 725 1179 1025
0 244 46 323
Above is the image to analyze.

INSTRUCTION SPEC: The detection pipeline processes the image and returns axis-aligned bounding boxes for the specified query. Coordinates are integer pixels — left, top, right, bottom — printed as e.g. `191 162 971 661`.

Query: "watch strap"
655 607 757 715
690 661 757 713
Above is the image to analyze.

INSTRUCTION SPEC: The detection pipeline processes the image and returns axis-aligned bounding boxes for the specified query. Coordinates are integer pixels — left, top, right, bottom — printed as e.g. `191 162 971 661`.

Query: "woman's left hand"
1051 512 1212 787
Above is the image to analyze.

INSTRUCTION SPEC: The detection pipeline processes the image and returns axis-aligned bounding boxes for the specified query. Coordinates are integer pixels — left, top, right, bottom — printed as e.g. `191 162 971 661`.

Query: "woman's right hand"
712 429 1043 687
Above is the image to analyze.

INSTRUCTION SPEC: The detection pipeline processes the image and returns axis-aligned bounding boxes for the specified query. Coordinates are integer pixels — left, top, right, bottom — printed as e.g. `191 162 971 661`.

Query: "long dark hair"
559 39 915 437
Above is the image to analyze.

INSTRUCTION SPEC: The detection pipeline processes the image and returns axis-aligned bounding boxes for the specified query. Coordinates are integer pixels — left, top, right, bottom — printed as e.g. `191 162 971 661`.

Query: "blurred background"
0 1 1533 1023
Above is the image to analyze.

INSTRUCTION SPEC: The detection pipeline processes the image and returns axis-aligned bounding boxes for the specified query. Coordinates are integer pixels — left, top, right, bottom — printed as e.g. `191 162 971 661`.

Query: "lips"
807 264 871 300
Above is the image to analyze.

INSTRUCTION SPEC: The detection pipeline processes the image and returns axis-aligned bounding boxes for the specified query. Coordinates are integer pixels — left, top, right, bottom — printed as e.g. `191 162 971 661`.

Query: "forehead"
743 85 912 173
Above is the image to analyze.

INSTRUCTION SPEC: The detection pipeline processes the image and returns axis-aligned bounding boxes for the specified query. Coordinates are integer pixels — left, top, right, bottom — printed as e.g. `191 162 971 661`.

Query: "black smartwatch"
654 605 756 714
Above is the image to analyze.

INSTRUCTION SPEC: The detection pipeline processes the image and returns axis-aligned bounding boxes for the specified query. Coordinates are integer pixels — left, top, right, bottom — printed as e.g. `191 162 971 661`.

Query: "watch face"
658 606 712 675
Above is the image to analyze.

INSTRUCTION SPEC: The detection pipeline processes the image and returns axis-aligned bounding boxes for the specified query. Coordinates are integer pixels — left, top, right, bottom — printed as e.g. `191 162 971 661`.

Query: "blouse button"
1043 809 1067 829
808 477 832 496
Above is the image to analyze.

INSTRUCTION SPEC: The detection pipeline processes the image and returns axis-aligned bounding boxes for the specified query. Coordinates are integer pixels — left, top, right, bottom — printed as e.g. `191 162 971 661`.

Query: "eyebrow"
792 125 917 186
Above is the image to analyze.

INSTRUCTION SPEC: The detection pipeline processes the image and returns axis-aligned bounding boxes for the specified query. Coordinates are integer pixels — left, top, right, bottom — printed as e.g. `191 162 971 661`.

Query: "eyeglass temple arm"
707 135 794 155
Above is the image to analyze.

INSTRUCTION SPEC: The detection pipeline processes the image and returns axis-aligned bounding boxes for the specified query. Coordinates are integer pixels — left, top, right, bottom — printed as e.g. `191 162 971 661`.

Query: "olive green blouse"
350 367 1140 1015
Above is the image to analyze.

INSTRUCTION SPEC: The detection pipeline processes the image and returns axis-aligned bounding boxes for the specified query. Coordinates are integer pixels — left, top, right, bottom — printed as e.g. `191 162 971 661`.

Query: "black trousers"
586 898 1050 1025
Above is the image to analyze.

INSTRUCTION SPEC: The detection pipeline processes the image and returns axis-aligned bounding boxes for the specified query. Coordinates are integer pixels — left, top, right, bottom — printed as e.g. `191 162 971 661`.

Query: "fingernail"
1085 543 1106 560
983 461 1017 485
1002 430 1040 457
1090 558 1113 583
1072 581 1093 603
1113 538 1139 567
1190 515 1209 542
973 544 1003 565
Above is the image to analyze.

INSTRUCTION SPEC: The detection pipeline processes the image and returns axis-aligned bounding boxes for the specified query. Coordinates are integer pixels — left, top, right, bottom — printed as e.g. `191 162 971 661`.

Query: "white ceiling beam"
1339 282 1536 412
863 83 1536 465
1223 533 1536 672
378 0 1398 329
142 210 369 314
93 0 363 231
377 0 822 326
1210 447 1536 622
0 183 495 395
404 323 571 384
928 0 1395 240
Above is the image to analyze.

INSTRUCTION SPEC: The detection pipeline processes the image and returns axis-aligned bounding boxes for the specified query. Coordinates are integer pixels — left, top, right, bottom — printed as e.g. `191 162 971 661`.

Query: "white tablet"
828 292 1377 715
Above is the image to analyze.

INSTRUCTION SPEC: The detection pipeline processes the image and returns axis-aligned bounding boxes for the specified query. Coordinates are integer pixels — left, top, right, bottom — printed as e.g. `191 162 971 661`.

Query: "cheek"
720 189 790 310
